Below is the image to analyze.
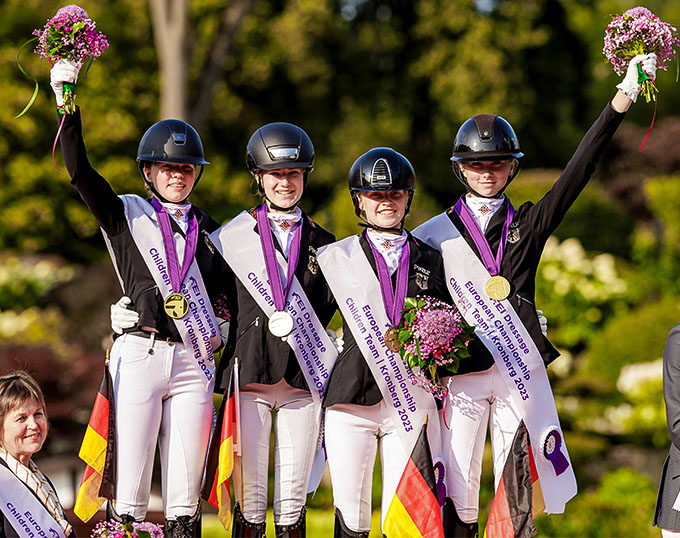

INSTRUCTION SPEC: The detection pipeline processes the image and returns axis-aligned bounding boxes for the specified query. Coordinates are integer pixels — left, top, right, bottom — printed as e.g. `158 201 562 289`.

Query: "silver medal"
268 310 294 338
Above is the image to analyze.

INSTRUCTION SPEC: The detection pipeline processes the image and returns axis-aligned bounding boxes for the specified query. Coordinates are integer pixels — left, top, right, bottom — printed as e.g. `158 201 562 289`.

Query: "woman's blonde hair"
0 371 47 438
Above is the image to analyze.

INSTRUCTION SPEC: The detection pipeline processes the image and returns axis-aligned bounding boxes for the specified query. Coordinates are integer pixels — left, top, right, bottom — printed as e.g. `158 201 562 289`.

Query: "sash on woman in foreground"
414 214 576 514
0 464 66 538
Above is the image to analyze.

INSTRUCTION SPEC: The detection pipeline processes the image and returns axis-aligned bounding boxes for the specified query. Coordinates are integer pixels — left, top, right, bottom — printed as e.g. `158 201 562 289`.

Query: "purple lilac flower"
133 522 164 538
603 6 679 76
398 295 472 399
55 4 89 19
32 4 109 63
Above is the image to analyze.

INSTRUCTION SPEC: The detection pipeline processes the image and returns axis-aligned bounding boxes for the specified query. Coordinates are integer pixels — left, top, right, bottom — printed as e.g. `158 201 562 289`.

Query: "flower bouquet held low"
391 295 475 400
603 6 679 104
16 4 108 117
91 521 164 538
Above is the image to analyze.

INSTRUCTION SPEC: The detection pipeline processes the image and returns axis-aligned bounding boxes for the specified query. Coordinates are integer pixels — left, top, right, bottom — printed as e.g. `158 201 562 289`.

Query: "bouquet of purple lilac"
603 6 679 103
31 4 109 113
395 296 475 400
91 521 164 538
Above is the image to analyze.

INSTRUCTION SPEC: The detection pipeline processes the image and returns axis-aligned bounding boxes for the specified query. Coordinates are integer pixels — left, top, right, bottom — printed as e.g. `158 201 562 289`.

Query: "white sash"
316 236 442 462
0 465 66 538
414 213 576 513
105 195 220 388
210 211 338 490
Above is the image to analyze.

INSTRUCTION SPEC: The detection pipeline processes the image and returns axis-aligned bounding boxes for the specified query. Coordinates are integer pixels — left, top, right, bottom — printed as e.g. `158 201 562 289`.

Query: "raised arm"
51 60 127 236
529 53 657 239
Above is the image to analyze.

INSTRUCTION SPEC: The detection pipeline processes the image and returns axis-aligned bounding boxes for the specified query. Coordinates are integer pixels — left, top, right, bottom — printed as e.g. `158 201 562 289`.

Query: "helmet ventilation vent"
370 158 392 188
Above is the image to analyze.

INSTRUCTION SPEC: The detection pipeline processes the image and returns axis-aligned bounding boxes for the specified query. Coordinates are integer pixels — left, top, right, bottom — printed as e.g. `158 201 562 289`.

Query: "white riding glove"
536 309 548 337
110 296 140 335
216 317 230 346
616 53 657 103
326 328 344 354
50 58 81 107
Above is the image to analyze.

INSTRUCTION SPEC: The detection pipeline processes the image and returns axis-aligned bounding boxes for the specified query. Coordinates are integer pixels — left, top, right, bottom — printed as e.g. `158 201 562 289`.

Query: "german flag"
484 421 545 538
74 363 116 522
383 420 444 538
202 366 238 530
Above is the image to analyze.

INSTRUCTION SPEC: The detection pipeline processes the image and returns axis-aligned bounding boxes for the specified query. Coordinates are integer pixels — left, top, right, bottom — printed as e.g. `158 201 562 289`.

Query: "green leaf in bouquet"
399 329 411 343
417 298 425 308
70 21 86 39
404 297 418 309
457 347 470 359
405 352 417 369
444 357 460 375
404 311 416 324
136 532 152 538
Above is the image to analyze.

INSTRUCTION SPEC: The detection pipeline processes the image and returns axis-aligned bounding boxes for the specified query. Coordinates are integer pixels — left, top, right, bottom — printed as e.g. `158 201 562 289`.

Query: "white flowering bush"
536 237 628 350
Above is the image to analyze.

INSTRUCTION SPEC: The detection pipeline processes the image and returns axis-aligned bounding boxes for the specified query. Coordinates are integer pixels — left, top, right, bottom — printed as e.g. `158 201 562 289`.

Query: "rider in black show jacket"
443 102 625 375
213 207 337 394
322 231 449 408
59 108 223 343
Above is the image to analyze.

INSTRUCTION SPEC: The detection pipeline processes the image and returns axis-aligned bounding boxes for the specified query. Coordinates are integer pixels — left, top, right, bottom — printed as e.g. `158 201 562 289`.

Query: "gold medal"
164 292 189 319
485 275 511 301
384 326 401 353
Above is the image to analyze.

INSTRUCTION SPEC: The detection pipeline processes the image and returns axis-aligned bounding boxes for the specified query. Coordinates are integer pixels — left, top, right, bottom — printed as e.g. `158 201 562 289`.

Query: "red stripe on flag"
88 392 109 439
396 459 443 536
485 474 515 538
79 463 96 485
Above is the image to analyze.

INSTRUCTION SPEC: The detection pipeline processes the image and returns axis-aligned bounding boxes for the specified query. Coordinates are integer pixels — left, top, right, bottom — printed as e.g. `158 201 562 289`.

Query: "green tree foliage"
535 468 658 538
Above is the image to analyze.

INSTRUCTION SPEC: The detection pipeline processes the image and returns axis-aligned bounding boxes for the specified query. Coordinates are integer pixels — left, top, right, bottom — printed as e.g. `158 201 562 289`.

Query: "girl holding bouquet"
51 60 224 536
317 148 451 537
414 53 657 536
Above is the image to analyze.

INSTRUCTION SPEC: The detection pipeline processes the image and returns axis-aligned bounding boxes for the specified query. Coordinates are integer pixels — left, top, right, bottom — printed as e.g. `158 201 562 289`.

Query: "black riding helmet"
137 119 209 203
246 122 314 211
450 114 523 198
348 147 416 232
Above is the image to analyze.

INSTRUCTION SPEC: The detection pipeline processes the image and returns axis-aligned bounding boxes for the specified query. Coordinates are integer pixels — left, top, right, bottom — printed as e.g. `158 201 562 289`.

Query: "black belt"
124 330 183 346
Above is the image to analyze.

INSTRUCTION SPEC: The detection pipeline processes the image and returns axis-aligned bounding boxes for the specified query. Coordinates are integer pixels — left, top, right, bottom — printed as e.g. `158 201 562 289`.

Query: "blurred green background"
1 0 680 536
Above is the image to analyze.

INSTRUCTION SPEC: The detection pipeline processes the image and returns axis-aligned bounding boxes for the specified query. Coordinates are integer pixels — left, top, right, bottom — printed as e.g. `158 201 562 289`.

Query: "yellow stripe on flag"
73 467 105 522
216 428 235 528
78 425 108 473
383 495 424 538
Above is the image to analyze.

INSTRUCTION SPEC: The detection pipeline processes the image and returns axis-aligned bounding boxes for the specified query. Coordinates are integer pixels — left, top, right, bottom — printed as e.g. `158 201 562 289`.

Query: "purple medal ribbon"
366 232 410 326
255 204 303 311
453 196 515 277
150 197 199 292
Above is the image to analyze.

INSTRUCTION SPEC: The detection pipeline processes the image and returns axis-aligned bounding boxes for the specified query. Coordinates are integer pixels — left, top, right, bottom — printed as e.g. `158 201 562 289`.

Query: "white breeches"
109 334 214 520
441 364 522 523
238 378 320 526
325 401 409 533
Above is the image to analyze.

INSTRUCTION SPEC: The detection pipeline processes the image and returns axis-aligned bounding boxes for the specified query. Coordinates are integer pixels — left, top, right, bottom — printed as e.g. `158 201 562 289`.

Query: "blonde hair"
0 371 47 438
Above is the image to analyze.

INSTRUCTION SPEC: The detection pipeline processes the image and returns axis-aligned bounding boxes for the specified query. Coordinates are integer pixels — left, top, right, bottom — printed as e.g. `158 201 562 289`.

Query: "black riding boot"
442 497 479 538
275 506 306 538
165 504 202 537
231 502 266 538
105 500 136 524
333 509 369 538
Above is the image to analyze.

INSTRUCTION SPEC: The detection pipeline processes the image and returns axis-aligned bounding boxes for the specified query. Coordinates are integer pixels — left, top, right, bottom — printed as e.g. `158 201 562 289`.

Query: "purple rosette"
540 426 570 477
